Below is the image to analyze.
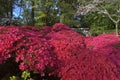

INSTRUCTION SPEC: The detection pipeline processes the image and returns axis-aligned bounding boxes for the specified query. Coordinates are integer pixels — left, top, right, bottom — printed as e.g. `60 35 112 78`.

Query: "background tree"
34 0 59 27
57 0 80 27
0 0 15 18
0 0 23 26
75 0 120 36
20 0 80 27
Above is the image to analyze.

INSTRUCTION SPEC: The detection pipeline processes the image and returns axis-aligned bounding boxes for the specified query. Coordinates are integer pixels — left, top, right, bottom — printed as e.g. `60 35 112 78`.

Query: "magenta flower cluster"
59 49 120 80
0 23 120 80
85 34 120 67
0 26 56 76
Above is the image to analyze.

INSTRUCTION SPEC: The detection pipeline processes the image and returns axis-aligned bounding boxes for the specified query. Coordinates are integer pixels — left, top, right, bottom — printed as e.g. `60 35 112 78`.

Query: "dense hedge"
0 23 120 80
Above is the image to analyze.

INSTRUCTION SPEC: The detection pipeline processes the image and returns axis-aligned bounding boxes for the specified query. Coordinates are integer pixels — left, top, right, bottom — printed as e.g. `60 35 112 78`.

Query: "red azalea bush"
44 23 86 75
40 26 52 35
59 49 120 80
85 34 120 67
45 23 120 80
0 23 120 80
0 26 57 77
0 26 22 64
45 23 86 61
85 34 120 52
15 37 56 73
52 23 71 32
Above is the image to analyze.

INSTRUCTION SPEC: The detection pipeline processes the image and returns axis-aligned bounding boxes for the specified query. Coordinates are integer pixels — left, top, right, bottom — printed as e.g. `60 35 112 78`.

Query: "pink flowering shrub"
0 26 22 64
46 23 85 61
59 49 120 80
0 26 58 77
85 34 120 67
40 26 52 35
0 23 120 80
45 23 120 80
52 23 71 32
16 38 56 73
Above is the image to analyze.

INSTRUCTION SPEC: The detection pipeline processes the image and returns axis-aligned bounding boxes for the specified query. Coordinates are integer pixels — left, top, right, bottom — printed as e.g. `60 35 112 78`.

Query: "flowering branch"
75 0 120 36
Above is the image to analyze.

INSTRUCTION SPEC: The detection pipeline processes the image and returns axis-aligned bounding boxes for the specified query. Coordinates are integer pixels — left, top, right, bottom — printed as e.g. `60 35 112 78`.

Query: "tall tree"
34 0 59 27
0 0 18 25
31 0 35 26
19 0 80 27
0 0 15 18
21 0 58 27
21 0 33 25
0 0 80 27
57 0 80 27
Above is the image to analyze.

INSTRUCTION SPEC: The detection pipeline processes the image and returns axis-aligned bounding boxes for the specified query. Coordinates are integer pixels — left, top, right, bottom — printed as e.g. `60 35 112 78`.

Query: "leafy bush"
0 23 120 80
85 33 120 67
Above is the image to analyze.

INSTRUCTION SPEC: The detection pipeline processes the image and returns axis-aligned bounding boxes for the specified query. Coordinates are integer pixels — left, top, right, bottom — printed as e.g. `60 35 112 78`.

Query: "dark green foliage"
0 58 22 80
81 13 115 35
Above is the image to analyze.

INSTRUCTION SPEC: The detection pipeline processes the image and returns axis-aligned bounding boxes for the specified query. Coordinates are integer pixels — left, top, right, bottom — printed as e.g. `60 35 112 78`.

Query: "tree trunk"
31 1 35 26
60 14 64 23
10 0 13 25
115 22 119 36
